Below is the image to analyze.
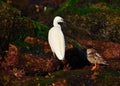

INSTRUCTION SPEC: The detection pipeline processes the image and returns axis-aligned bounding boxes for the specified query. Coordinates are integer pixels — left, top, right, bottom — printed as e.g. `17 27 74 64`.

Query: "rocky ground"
0 0 120 86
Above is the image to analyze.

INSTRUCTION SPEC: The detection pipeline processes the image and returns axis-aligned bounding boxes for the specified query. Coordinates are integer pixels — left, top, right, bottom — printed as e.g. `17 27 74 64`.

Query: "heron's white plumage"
48 16 65 60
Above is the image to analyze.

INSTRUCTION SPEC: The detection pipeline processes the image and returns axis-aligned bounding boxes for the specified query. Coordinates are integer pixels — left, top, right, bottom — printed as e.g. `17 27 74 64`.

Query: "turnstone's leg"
91 64 100 71
91 64 97 71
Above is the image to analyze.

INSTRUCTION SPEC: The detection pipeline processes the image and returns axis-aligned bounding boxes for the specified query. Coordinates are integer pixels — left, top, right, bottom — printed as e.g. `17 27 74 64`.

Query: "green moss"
94 67 120 85
67 7 101 15
32 20 49 40
31 77 56 86
53 71 67 79
54 0 79 16
54 0 120 16
0 1 50 56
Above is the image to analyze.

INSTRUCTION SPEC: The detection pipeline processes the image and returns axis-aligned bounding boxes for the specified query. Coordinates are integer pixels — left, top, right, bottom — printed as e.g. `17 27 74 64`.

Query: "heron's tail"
55 51 64 60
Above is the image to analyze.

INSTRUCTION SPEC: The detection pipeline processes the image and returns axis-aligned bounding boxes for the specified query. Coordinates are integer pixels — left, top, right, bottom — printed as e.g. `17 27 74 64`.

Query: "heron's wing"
58 29 65 58
48 27 56 52
48 27 65 60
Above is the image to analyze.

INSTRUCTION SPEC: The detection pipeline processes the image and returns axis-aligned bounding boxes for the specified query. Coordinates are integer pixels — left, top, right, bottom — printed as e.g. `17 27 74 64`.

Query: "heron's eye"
58 22 63 25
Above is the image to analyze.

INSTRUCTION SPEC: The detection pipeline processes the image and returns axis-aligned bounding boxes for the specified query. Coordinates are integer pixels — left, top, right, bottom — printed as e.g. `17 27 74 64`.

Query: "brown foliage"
1 43 62 80
43 0 67 6
78 39 120 58
77 39 120 69
24 36 51 54
52 78 67 86
77 39 120 59
1 44 18 68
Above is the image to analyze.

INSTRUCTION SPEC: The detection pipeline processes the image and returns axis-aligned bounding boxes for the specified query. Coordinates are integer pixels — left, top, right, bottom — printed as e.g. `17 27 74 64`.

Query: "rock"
77 39 120 70
77 39 120 59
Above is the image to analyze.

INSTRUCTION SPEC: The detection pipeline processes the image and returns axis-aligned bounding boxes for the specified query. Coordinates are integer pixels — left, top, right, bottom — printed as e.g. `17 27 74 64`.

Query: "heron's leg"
61 58 66 64
53 52 56 58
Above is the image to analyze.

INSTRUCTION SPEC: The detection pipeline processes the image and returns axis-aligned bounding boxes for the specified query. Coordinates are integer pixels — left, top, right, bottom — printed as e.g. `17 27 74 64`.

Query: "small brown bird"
87 48 108 71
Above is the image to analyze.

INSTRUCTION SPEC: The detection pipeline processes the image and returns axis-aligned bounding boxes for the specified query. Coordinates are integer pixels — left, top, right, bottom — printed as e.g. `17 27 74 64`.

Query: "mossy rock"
0 1 49 56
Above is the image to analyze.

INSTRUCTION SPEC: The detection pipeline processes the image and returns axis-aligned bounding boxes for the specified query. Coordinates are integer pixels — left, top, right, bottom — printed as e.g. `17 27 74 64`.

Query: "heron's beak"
62 19 66 24
61 19 64 23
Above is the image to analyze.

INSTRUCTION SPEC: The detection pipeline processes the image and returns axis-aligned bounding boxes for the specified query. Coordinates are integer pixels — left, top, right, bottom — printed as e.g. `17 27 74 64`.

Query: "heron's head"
53 16 64 24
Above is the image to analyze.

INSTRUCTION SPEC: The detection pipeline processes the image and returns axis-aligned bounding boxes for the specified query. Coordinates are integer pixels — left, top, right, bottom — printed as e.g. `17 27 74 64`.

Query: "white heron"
48 16 65 60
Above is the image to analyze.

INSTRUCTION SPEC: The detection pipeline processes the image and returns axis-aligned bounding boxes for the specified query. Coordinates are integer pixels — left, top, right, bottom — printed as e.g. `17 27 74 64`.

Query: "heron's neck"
53 22 61 29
